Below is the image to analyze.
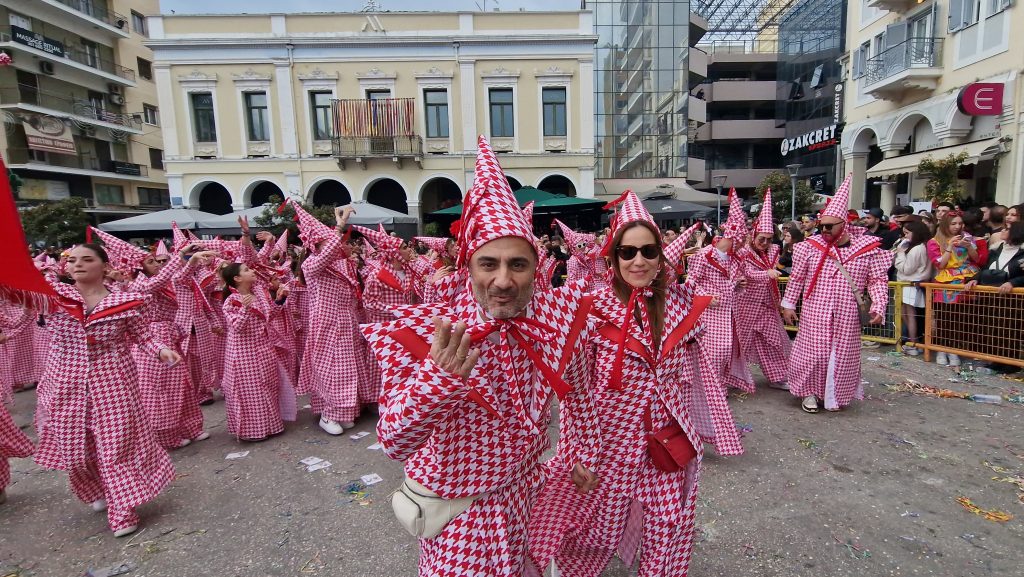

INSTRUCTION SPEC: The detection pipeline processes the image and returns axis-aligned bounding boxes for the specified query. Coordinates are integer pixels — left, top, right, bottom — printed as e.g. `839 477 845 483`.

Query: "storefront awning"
866 138 1000 178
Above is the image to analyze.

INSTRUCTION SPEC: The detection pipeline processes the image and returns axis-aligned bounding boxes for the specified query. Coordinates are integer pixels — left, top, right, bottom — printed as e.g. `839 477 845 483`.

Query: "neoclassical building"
144 10 597 221
840 0 1022 209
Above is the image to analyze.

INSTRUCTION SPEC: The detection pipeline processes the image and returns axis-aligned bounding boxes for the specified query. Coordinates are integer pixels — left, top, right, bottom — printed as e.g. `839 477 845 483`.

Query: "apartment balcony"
7 147 149 179
0 84 141 134
689 47 708 81
332 136 423 169
688 94 706 123
864 37 942 100
704 119 785 140
709 80 777 102
1 26 136 86
866 0 917 13
31 0 130 39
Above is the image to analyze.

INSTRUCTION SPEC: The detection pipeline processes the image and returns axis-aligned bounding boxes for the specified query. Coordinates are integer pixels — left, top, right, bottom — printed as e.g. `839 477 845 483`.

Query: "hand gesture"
946 235 961 251
181 242 200 255
709 296 720 308
275 286 290 300
191 250 217 266
571 464 599 494
335 205 355 227
767 269 781 280
868 312 884 325
240 294 255 307
782 308 799 325
238 215 251 236
429 318 480 379
964 280 978 291
0 334 9 345
158 348 181 366
998 282 1014 294
256 231 275 244
431 266 454 283
735 277 748 289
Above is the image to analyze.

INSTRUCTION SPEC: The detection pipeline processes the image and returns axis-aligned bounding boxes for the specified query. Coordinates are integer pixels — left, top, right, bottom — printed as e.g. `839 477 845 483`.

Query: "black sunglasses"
615 244 660 260
819 222 842 231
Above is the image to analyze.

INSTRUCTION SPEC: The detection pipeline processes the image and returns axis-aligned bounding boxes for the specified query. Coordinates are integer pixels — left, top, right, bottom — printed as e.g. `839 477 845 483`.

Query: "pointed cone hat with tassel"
89 227 150 272
601 189 658 257
663 221 704 269
456 136 536 267
290 200 335 248
351 224 403 259
752 188 775 236
553 218 596 254
820 173 853 221
154 240 170 258
171 221 189 252
721 188 747 243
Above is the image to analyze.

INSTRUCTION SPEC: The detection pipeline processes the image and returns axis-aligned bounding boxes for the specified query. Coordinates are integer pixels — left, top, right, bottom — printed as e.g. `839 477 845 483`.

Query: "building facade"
777 0 846 196
840 0 1022 210
692 41 783 195
590 0 707 194
145 10 597 220
0 0 169 224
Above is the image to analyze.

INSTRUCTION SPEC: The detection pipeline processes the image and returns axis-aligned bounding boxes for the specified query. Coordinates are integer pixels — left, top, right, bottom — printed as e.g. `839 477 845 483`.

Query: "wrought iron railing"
49 0 129 31
0 28 135 82
331 135 423 158
7 147 148 176
865 37 942 86
0 85 138 128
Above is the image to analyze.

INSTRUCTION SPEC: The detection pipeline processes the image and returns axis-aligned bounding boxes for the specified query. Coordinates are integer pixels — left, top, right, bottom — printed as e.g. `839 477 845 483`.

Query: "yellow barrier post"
919 282 1024 368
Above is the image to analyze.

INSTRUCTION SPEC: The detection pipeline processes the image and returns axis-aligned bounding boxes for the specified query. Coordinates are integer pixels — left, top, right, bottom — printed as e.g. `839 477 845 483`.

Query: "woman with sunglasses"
528 190 710 577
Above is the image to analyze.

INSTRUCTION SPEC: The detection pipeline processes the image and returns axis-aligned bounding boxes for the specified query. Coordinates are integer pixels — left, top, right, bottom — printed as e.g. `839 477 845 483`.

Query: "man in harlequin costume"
781 175 892 413
361 136 598 577
735 187 791 389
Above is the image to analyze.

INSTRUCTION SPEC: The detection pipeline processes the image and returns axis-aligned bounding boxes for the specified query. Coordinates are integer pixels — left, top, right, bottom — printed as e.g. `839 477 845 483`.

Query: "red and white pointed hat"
154 240 170 258
290 201 334 248
89 227 149 272
413 236 450 255
601 189 658 257
662 221 703 268
820 174 853 221
721 188 747 243
752 188 774 235
273 228 289 254
171 221 190 252
553 218 596 254
352 224 403 258
456 136 536 267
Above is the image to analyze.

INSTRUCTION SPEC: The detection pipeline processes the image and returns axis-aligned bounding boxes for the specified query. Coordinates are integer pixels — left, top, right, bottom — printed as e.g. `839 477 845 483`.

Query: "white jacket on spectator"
894 242 933 282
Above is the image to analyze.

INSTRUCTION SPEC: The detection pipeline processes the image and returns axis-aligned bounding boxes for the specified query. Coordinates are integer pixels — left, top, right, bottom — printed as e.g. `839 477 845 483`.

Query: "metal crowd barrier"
920 282 1024 368
776 278 906 345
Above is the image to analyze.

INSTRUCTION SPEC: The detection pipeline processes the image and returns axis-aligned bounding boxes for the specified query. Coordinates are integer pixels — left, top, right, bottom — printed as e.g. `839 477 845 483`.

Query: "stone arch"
365 177 408 214
243 180 285 208
845 125 879 156
192 182 233 215
418 176 463 218
886 112 933 152
307 178 352 207
537 173 577 197
505 174 523 191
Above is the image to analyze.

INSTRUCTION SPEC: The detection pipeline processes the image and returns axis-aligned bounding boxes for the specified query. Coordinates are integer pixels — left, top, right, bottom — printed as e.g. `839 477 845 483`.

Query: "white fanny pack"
390 476 486 540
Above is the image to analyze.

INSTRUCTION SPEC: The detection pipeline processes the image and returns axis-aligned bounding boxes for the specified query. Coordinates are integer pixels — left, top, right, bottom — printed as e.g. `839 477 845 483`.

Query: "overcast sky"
159 0 583 14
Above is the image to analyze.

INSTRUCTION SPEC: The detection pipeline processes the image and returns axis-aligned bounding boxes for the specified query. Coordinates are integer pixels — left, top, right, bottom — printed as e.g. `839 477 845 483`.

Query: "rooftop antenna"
362 0 381 12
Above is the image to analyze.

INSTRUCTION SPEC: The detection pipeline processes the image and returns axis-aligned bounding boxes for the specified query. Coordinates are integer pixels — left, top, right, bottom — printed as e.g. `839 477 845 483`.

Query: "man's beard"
473 283 534 319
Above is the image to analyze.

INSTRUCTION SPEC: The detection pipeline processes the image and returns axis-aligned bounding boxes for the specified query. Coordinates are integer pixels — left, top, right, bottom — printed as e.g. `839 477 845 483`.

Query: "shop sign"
957 83 1004 116
11 26 65 57
781 124 840 156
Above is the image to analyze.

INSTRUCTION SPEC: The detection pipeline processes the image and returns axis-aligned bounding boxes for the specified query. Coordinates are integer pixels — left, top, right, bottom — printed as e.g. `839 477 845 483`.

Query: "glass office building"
592 1 692 180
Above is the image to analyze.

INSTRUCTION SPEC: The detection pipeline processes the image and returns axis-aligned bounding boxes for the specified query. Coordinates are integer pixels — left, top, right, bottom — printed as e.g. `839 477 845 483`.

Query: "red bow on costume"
467 316 570 401
609 286 654 390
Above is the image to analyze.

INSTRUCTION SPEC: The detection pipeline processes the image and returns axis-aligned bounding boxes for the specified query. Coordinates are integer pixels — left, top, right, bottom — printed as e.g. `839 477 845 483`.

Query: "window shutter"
852 46 863 78
949 0 965 31
884 21 908 49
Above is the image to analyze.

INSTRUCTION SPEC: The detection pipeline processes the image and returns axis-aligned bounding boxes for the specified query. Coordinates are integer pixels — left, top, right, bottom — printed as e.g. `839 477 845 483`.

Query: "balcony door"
909 7 937 67
16 70 38 105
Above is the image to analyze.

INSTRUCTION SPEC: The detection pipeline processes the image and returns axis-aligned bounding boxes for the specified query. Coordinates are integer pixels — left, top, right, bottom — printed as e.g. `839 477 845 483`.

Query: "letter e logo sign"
957 83 1004 116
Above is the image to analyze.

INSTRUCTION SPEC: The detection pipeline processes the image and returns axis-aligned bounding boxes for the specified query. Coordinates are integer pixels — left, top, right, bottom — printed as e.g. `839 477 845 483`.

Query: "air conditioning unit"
107 84 123 95
39 61 55 75
115 18 126 29
108 94 126 106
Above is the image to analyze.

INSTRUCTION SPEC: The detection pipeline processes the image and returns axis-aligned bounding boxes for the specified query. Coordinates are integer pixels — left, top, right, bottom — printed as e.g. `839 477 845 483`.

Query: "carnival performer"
680 190 752 456
1 301 38 393
0 304 35 505
294 204 364 435
361 136 597 577
736 188 790 389
528 190 711 577
10 243 178 536
555 219 608 293
219 222 296 441
781 175 892 413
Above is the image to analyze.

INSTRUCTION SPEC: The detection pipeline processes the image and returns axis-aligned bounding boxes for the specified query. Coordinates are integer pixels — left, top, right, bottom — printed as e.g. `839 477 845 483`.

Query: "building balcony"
688 94 706 123
703 119 785 140
32 0 130 38
689 47 708 82
7 147 149 178
866 0 917 13
686 156 706 182
864 37 942 100
1 27 136 86
708 80 777 102
331 136 423 169
0 84 141 134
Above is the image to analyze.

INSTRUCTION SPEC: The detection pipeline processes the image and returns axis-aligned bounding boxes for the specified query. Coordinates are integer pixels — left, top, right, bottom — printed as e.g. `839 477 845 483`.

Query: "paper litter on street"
307 461 333 472
300 456 323 466
349 431 370 440
367 443 383 451
225 451 250 460
361 473 384 486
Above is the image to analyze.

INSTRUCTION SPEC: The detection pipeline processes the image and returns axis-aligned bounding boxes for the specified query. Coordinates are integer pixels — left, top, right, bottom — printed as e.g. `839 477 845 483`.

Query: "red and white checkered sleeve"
125 304 165 357
780 242 810 310
867 248 893 317
301 234 343 276
223 294 258 333
129 253 185 294
377 356 469 461
558 329 601 471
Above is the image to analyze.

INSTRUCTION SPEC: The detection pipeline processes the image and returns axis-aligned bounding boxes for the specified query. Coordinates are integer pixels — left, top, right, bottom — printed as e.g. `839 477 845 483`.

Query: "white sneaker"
177 438 192 448
936 352 948 366
193 431 210 442
319 417 344 436
91 499 107 512
113 525 138 538
948 354 961 367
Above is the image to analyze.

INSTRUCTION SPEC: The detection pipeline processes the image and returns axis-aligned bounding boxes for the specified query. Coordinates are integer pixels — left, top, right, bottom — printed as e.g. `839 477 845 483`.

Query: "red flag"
85 226 92 243
0 154 63 312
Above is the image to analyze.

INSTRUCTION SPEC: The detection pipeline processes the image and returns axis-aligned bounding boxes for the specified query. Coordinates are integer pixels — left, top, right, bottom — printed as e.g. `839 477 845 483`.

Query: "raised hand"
571 464 600 494
429 317 480 379
255 231 275 244
238 215 251 236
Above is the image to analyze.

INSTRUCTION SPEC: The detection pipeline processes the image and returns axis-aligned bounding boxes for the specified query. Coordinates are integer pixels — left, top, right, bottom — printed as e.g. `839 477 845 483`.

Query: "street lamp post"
786 163 803 222
712 174 727 229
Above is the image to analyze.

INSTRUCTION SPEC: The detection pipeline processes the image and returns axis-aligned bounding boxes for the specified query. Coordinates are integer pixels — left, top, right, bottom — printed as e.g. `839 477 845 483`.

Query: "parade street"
1 347 1021 577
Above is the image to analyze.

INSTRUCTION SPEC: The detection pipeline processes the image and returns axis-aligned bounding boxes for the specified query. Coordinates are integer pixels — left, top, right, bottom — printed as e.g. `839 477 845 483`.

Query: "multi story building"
692 41 783 195
589 0 708 196
0 0 169 223
144 10 597 221
840 0 1022 210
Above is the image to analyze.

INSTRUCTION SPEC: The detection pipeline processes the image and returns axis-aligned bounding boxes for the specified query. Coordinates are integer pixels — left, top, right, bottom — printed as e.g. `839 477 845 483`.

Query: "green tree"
20 197 89 248
754 171 817 223
918 151 968 205
422 221 441 237
252 195 336 239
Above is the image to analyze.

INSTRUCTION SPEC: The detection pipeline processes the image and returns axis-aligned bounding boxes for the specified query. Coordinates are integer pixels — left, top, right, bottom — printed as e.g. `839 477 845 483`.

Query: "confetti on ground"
737 424 753 436
343 481 372 506
867 356 881 361
300 457 323 467
885 433 917 447
831 533 870 559
956 496 1013 522
887 379 971 400
798 439 817 449
307 461 332 472
900 511 920 518
885 351 903 357
361 473 384 486
349 432 370 440
225 451 249 460
366 443 383 451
